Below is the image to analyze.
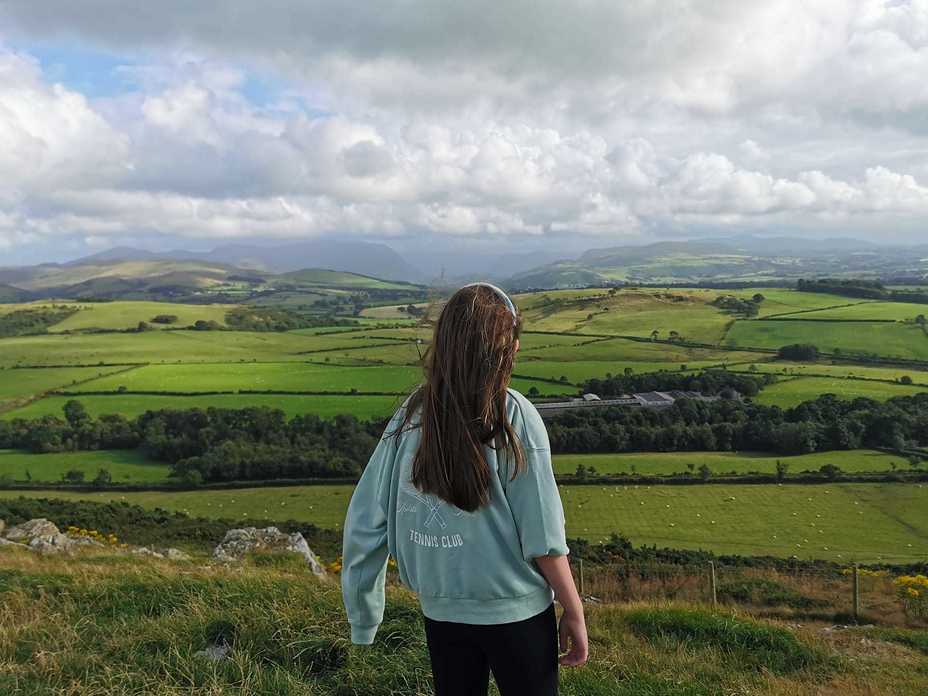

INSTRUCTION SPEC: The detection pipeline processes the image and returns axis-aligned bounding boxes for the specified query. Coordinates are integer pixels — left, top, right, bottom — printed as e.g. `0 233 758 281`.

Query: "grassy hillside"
2 548 924 695
0 449 167 483
0 366 130 411
48 301 234 332
0 394 405 421
754 377 925 408
726 320 928 360
3 482 925 563
552 450 912 476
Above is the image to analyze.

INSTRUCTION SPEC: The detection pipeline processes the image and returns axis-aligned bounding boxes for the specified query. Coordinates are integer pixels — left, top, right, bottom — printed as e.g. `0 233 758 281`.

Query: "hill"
505 238 928 290
1 541 925 694
65 239 426 284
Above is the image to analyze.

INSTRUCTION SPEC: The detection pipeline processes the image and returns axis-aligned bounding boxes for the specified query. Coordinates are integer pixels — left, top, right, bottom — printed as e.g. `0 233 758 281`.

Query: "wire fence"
567 556 922 626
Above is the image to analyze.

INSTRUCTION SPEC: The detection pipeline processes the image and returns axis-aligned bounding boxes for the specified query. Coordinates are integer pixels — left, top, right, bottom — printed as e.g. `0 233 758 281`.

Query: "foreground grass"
1 547 925 695
2 482 925 563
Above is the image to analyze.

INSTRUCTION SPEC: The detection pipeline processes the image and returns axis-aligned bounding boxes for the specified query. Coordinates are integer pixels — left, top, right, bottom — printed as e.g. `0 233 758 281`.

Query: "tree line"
580 369 769 399
545 391 928 455
3 378 927 482
0 401 382 483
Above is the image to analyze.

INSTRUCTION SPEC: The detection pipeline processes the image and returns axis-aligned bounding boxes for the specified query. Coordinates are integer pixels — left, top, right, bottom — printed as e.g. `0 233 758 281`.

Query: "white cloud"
2 1 928 256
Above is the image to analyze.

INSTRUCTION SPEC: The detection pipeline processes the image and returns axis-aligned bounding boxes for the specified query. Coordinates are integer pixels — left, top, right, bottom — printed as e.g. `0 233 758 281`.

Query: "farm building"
534 390 719 418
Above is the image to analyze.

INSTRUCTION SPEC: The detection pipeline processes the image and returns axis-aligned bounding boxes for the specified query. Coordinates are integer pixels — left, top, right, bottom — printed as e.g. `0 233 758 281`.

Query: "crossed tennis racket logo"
400 481 465 528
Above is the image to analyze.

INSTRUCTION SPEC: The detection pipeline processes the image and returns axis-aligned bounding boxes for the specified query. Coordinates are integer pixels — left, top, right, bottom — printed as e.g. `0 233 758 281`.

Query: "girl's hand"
558 609 588 666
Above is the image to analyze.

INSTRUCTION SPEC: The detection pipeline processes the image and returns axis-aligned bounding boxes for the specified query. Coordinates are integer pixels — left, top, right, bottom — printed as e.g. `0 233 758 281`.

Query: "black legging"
423 602 559 696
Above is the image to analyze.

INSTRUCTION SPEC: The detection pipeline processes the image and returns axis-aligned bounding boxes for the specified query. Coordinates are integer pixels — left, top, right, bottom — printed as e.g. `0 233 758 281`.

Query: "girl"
341 282 588 696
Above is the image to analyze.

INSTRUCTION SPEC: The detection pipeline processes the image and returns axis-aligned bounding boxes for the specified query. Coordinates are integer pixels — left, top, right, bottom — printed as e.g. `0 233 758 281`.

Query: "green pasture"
754 376 925 408
0 366 129 409
724 289 869 318
520 289 733 343
3 481 924 562
552 450 913 476
783 301 928 322
1 393 405 421
47 301 234 332
0 330 401 368
70 363 424 394
731 361 928 385
725 320 928 360
0 449 169 483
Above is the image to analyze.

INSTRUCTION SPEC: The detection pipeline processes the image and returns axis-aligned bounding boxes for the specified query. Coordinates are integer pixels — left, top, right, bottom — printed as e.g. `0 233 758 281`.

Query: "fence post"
709 561 717 607
579 556 585 597
852 564 860 622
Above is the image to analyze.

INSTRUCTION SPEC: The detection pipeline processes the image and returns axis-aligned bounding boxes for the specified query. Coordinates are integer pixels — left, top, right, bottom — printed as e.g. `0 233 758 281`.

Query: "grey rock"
165 548 191 561
29 533 76 555
131 546 165 559
194 643 231 662
4 518 60 544
212 526 326 577
0 537 29 550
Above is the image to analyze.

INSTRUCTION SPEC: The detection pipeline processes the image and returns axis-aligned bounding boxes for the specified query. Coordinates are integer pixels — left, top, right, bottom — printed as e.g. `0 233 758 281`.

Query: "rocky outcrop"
212 526 326 578
3 518 76 554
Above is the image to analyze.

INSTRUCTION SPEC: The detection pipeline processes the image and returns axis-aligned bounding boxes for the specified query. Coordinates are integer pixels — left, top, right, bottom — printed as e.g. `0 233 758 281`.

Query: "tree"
819 463 841 480
650 330 659 342
624 367 634 377
92 468 112 487
775 460 789 481
752 293 766 303
63 400 90 429
698 464 712 481
527 386 540 397
900 375 913 385
61 469 85 484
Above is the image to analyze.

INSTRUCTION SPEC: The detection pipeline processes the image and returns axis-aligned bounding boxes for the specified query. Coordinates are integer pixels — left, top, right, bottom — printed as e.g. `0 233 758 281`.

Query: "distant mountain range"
67 239 426 284
2 236 927 302
504 237 928 290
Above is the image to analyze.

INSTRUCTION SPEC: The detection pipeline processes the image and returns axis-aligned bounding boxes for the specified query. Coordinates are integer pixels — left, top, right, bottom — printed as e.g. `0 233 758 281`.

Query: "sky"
1 0 928 265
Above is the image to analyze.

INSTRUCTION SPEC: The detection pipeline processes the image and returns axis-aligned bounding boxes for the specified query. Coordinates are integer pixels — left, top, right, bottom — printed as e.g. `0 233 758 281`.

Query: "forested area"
545 392 928 455
798 278 928 304
0 401 381 482
2 387 928 482
581 369 769 398
0 307 78 337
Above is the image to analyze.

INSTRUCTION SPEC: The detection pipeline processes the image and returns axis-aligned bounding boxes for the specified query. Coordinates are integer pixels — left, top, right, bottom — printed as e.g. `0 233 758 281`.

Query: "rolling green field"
725 319 928 360
0 366 130 409
754 376 925 408
731 360 928 385
0 329 409 368
552 449 912 476
1 482 923 563
785 301 928 322
725 290 872 318
0 449 168 483
47 301 235 332
1 393 405 421
71 363 425 394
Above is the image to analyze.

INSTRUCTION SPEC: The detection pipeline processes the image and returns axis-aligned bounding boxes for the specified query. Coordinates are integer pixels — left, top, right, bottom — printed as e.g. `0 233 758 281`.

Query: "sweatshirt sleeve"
503 395 570 562
340 417 399 645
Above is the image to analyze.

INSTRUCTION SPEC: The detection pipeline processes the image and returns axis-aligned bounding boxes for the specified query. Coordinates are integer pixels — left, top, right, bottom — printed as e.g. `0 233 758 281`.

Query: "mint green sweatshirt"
340 387 570 644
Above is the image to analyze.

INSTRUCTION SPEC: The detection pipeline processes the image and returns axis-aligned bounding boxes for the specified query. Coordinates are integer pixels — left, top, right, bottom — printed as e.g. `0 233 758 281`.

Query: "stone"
4 518 60 544
165 548 191 561
194 643 231 662
0 537 29 550
212 526 326 578
131 547 165 559
29 533 76 555
0 519 5 536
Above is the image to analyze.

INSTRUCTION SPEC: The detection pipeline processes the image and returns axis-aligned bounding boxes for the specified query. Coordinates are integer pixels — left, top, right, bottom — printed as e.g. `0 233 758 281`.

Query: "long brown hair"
391 284 526 512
